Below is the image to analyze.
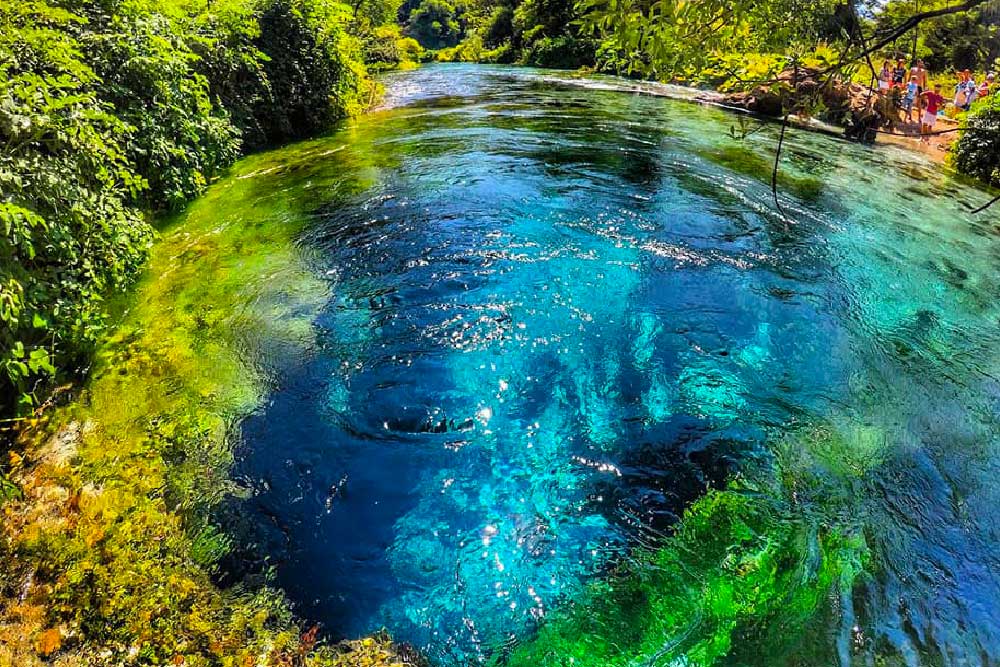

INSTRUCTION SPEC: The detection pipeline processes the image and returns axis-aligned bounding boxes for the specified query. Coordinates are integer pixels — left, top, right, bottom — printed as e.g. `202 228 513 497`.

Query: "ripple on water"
228 65 1000 666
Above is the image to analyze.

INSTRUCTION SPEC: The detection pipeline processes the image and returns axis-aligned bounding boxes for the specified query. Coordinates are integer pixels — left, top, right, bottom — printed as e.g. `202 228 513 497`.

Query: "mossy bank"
0 139 415 665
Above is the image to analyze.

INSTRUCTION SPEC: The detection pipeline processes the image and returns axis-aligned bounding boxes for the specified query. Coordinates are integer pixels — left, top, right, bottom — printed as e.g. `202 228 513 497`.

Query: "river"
169 64 1000 666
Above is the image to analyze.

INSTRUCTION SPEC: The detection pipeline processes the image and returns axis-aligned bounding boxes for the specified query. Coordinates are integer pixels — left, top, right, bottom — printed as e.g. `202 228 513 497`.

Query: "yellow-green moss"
0 139 398 666
701 144 825 201
503 423 873 667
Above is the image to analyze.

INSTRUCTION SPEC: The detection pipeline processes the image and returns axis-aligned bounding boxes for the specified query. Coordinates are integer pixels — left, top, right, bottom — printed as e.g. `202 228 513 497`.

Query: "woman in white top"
955 71 969 108
878 60 892 92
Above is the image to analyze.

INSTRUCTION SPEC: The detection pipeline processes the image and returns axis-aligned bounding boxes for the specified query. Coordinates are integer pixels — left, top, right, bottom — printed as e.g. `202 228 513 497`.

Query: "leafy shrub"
405 0 467 49
352 0 406 31
0 471 21 504
364 24 424 69
397 35 427 62
483 5 514 49
438 33 485 61
521 35 596 68
482 42 517 63
0 1 154 415
512 0 577 44
71 2 241 210
451 0 592 69
255 0 369 144
365 24 405 66
188 4 273 150
1 0 376 416
954 93 1000 186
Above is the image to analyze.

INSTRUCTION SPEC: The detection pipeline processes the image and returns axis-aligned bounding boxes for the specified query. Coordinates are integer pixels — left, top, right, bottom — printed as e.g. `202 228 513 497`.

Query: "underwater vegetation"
698 145 826 202
5 65 1000 667
0 142 404 665
505 423 874 667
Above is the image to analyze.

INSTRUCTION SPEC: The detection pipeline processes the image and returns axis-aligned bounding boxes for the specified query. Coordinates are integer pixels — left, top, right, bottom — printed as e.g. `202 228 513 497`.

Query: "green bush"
71 1 241 210
405 0 467 49
521 35 596 68
365 25 404 66
397 34 427 62
1 0 376 417
364 24 424 69
0 1 154 416
352 0 406 31
188 3 273 150
482 5 514 49
438 33 485 61
255 0 369 144
954 93 1000 187
442 0 593 69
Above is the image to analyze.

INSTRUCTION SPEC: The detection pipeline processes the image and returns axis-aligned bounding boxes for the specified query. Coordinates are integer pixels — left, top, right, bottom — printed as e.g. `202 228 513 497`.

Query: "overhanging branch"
848 0 992 65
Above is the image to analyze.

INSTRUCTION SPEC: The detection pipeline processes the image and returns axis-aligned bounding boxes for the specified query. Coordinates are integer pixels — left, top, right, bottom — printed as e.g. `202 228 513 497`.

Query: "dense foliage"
255 0 370 142
1 2 154 418
399 0 597 66
406 0 468 49
954 92 1000 186
397 0 998 83
0 0 408 417
875 0 1000 73
576 0 840 79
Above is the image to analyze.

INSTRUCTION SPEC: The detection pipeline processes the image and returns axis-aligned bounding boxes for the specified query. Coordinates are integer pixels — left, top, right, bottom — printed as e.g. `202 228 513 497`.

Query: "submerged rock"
330 631 429 667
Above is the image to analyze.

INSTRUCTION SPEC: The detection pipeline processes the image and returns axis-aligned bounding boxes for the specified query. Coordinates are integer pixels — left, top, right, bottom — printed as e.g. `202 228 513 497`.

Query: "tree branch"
840 0 992 69
971 192 1000 214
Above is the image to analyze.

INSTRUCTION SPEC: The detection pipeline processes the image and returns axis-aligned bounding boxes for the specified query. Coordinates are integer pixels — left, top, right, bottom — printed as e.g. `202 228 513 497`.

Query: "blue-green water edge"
212 65 1000 666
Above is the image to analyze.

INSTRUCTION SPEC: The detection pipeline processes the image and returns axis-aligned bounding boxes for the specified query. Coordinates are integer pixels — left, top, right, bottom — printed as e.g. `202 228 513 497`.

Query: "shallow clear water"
227 65 1000 666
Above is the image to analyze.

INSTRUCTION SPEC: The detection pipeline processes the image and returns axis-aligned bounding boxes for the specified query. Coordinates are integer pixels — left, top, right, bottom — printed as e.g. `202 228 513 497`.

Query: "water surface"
227 65 1000 666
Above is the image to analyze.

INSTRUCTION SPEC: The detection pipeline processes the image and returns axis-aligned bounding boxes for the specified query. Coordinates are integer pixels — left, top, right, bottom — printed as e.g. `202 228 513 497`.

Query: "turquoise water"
229 65 1000 665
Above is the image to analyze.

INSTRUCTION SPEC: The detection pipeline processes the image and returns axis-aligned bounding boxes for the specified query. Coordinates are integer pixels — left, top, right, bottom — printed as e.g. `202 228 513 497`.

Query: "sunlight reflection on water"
230 64 1000 666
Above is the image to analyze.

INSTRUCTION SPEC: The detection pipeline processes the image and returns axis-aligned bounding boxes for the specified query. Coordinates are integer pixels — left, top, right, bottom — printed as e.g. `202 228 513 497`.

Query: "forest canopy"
395 0 1000 84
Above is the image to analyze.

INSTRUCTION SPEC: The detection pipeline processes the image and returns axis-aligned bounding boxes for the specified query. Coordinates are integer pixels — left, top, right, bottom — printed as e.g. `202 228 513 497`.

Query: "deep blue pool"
230 65 1000 666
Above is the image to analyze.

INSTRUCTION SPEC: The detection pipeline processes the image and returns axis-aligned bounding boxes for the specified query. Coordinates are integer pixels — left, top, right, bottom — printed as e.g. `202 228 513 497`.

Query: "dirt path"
876 115 958 165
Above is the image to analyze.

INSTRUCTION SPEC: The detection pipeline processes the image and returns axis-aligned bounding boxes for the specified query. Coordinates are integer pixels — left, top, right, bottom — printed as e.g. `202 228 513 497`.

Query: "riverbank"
877 116 959 164
521 67 958 167
1 63 985 666
786 114 954 165
0 141 414 666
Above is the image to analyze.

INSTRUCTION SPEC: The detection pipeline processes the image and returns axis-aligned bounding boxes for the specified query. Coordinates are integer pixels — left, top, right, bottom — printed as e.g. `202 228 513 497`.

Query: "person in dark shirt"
892 58 907 88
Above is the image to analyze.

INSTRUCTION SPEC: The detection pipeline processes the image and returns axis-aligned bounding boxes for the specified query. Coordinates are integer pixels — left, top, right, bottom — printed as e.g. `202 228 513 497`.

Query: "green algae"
504 424 873 667
505 490 865 667
1 135 393 665
699 144 825 202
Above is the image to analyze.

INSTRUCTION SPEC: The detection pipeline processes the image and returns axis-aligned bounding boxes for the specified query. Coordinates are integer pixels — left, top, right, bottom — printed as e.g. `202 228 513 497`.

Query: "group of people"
877 57 995 142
